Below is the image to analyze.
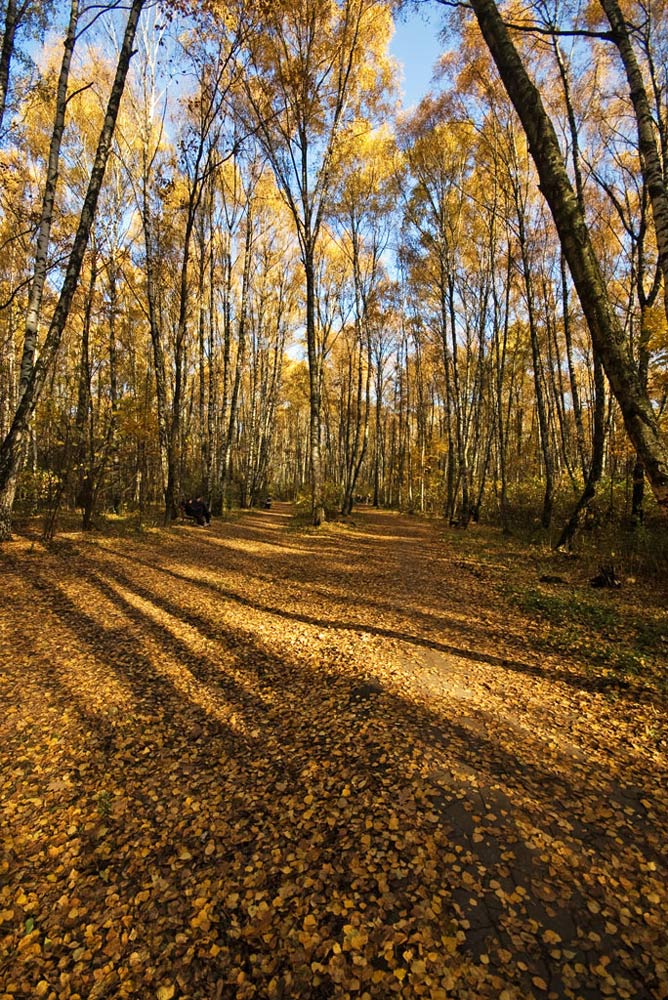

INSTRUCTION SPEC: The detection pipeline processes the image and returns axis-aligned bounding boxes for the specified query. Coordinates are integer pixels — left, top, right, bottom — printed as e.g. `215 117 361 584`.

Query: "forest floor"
1 503 667 1000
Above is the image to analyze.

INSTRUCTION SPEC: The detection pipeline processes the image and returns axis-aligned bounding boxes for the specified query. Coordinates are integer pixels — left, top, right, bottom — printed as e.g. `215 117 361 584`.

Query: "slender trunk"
447 271 469 524
142 185 170 506
341 222 372 515
561 256 588 480
349 326 372 512
18 0 78 400
631 309 652 523
305 244 324 524
0 0 145 540
165 211 195 524
107 260 121 513
373 359 383 506
466 0 668 508
206 215 216 503
75 251 98 530
218 232 233 509
494 249 512 529
197 216 208 494
557 353 606 549
599 0 668 328
436 269 456 522
254 318 285 499
0 0 22 133
509 126 555 528
221 211 253 509
631 456 644 523
166 143 210 523
542 269 575 487
526 274 554 529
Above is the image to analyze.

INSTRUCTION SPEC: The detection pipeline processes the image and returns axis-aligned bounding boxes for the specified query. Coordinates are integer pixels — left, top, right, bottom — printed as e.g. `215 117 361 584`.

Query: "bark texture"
0 0 146 541
599 0 668 328
466 0 668 509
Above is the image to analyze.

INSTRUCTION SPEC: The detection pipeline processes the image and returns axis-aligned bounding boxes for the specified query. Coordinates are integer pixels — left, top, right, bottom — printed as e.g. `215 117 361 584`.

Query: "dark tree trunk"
599 0 668 328
0 0 19 132
0 0 146 541
221 212 252 510
464 0 668 509
304 244 325 525
556 354 606 549
75 248 98 530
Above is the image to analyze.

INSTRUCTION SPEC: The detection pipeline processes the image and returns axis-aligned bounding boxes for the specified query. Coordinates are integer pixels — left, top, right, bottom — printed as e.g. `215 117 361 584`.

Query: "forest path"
1 505 666 1000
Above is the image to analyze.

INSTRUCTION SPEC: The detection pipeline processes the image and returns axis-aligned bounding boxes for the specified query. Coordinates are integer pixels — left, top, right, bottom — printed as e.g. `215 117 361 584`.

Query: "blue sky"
390 8 445 109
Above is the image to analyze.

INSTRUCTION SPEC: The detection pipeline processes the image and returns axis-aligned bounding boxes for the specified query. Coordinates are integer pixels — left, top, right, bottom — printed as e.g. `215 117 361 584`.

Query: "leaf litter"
1 504 667 1000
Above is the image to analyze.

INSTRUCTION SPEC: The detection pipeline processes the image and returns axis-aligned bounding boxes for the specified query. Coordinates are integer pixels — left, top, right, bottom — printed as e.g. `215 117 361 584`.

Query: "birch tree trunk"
0 0 145 541
465 0 668 509
598 0 668 328
0 0 20 132
221 213 253 510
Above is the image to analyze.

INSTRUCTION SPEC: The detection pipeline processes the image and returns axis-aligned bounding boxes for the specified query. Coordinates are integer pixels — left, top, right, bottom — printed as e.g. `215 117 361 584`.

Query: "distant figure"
263 495 272 509
183 496 210 526
590 564 621 588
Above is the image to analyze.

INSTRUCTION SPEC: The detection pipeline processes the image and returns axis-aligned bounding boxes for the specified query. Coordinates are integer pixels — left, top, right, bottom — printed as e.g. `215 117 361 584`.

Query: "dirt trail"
1 505 666 1000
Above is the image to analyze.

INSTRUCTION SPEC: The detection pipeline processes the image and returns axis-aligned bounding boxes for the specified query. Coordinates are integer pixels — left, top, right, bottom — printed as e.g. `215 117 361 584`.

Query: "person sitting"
196 496 211 524
183 496 210 526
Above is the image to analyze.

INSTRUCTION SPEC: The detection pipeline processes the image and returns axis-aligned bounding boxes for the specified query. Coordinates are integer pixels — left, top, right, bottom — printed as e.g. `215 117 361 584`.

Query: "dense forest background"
1 0 667 559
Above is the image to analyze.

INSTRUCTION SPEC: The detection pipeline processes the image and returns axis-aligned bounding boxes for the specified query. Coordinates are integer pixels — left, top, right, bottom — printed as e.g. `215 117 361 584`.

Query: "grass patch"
506 582 667 694
512 588 617 631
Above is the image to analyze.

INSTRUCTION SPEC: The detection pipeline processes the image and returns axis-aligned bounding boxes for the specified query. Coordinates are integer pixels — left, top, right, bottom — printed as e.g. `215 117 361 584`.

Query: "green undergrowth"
10 505 244 543
439 522 668 700
507 584 667 693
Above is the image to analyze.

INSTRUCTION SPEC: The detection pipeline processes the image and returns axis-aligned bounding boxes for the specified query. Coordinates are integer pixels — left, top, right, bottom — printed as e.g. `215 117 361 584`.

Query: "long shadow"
16 565 264 753
109 543 650 700
2 551 665 1000
35 546 665 858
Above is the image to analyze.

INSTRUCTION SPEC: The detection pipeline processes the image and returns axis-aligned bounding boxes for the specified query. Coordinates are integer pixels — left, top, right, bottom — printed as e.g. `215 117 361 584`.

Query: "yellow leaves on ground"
1 508 667 999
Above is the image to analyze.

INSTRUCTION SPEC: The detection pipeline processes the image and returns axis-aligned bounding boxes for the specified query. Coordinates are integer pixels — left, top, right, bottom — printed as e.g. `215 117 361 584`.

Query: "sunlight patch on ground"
98 576 278 719
203 535 307 557
22 580 138 718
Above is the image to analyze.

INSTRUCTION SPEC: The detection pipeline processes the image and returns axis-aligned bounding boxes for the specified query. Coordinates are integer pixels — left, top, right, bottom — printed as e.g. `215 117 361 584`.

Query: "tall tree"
0 0 146 540
237 0 395 524
455 0 668 509
0 0 55 134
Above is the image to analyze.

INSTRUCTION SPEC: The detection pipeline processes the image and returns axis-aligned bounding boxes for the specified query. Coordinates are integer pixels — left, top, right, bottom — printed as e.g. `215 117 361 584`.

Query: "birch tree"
237 0 395 524
453 0 668 509
0 0 146 540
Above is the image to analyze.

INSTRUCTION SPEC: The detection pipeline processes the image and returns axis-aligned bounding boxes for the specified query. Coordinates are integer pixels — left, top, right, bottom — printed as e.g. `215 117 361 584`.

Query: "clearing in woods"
1 504 667 1000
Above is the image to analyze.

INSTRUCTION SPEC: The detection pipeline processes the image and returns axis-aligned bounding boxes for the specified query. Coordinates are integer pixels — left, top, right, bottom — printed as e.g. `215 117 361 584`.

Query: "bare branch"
432 0 615 41
65 80 95 105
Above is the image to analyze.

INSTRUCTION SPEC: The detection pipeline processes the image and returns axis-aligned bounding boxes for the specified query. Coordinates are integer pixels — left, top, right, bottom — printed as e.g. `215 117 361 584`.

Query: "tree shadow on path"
1 509 666 1000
